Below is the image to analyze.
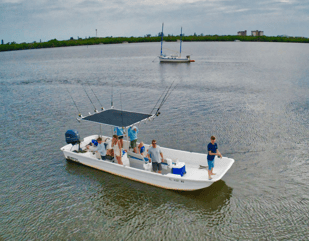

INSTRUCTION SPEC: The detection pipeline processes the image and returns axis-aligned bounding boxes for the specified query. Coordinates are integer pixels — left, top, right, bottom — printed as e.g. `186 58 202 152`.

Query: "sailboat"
159 23 195 63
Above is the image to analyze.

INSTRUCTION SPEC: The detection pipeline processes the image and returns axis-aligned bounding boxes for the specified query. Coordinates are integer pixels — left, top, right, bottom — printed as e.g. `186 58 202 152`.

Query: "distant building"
1 39 3 45
145 34 151 38
237 30 247 36
251 30 264 36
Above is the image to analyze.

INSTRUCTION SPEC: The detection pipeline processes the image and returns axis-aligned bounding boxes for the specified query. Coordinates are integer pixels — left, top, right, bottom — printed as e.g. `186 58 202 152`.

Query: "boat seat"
127 151 145 169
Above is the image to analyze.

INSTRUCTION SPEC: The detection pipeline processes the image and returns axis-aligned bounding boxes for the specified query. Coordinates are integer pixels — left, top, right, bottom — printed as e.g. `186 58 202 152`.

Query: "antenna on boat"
111 83 114 108
65 85 82 117
82 84 97 113
88 83 104 111
180 27 182 57
160 23 164 56
120 93 124 127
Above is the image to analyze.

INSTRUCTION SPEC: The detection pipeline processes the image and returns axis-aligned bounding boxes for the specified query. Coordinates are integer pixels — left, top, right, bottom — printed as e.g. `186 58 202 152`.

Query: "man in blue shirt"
207 136 222 180
128 126 139 153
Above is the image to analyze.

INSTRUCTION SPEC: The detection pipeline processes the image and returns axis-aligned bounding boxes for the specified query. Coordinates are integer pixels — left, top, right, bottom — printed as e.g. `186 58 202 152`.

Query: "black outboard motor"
65 129 80 145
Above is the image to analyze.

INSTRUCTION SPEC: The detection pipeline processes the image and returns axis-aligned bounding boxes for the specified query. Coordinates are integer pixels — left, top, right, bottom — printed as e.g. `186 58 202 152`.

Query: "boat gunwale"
61 137 234 184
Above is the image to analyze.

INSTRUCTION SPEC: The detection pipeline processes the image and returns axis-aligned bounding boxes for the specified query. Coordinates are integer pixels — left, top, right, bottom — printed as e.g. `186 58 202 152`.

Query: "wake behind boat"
60 108 234 191
159 23 195 63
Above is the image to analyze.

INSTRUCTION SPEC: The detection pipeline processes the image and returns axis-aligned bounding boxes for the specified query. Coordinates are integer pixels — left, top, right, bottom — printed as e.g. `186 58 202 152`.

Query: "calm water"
0 42 309 240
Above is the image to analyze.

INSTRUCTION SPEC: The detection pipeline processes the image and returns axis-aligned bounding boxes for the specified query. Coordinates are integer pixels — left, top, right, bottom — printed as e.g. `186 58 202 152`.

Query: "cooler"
172 162 186 176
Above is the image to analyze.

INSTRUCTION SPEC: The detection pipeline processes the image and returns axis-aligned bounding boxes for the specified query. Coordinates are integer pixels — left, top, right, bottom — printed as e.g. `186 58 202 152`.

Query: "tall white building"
251 30 264 36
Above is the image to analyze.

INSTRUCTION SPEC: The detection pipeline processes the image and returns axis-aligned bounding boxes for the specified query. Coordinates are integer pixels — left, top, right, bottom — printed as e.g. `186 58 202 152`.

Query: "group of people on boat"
86 125 167 173
85 125 142 163
86 134 124 165
86 125 222 178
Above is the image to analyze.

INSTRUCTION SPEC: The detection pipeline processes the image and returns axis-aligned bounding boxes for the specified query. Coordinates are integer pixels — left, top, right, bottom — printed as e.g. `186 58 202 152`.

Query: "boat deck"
183 165 229 181
65 134 234 182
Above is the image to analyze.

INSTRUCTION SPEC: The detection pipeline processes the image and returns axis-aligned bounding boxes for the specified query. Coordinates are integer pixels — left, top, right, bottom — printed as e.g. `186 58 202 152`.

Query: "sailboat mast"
180 27 182 57
160 23 164 56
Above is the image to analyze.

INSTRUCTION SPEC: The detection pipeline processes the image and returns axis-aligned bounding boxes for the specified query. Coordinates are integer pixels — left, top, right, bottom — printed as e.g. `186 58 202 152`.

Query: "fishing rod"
65 85 82 117
198 149 267 169
88 83 104 110
155 81 176 116
223 146 297 155
223 149 265 155
150 86 168 115
82 84 97 113
156 81 175 111
159 82 178 108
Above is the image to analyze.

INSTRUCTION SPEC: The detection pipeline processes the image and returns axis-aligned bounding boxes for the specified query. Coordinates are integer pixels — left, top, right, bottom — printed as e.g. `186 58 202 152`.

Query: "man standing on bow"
207 136 222 180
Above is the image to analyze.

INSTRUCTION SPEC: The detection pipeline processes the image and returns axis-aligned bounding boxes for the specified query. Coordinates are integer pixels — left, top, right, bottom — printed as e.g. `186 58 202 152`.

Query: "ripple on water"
1 42 309 240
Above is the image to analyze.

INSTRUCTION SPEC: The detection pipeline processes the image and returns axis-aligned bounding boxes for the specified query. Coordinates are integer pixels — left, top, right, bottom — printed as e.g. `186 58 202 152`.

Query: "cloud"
1 0 309 43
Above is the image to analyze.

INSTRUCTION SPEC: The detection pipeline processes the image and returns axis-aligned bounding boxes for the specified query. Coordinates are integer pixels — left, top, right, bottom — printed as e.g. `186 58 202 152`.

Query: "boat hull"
159 56 191 63
61 135 234 191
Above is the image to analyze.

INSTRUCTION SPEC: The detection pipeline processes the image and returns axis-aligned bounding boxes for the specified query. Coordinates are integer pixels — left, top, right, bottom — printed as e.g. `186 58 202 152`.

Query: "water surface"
0 42 308 240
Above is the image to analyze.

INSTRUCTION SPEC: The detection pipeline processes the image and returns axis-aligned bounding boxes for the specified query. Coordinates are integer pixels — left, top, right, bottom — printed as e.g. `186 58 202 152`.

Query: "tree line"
1 35 309 52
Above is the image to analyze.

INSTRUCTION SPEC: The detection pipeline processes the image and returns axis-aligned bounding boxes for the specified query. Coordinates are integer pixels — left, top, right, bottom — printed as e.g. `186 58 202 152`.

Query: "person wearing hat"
86 137 107 160
128 126 139 153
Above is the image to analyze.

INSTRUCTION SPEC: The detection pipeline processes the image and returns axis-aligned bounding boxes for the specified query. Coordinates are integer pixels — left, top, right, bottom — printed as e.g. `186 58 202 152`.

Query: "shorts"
152 162 162 172
118 136 123 139
130 139 137 149
207 160 214 170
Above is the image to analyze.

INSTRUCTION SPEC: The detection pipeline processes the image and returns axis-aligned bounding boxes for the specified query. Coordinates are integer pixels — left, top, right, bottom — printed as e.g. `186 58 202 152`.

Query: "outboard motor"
65 129 80 145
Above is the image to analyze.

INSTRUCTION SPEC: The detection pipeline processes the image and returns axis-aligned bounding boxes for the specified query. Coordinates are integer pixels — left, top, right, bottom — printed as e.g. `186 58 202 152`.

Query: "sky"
0 0 308 44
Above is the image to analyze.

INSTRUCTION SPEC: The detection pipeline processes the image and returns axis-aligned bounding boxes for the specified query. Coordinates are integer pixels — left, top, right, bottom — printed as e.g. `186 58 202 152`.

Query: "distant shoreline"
1 35 308 52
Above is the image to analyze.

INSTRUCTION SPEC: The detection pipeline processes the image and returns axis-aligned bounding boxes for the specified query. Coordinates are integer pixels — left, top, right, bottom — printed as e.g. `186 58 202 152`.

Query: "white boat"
159 23 195 63
60 108 234 191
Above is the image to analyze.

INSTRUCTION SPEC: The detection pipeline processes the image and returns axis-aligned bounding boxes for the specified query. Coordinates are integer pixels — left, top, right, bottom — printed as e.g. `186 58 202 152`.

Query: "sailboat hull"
159 56 191 63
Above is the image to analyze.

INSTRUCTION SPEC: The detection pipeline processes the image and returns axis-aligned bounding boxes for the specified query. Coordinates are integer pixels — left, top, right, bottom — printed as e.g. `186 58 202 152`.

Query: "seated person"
138 142 145 156
106 149 114 156
86 137 107 160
